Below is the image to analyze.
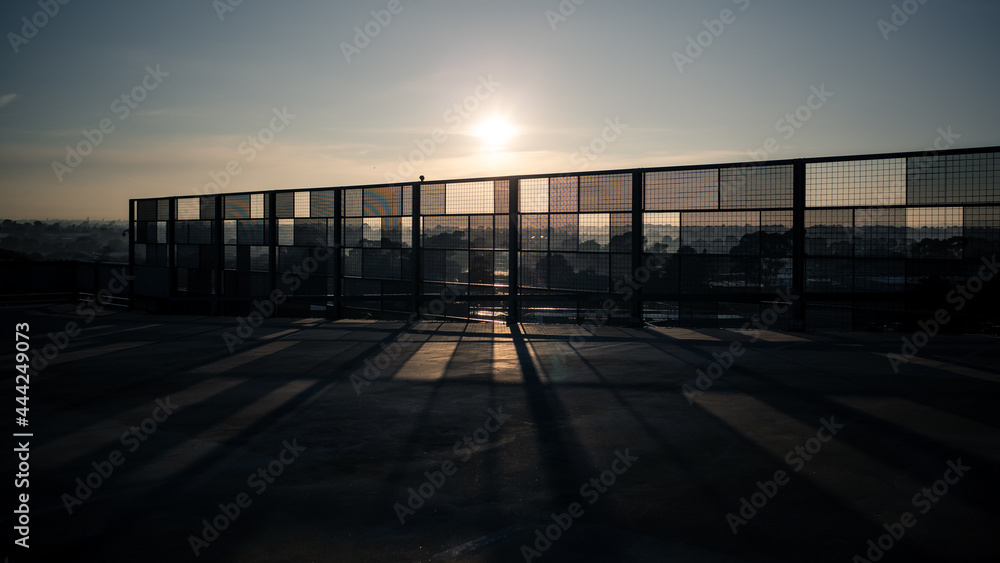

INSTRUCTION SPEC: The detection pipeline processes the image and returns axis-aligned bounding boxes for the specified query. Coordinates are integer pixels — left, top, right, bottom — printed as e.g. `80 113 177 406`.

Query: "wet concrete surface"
3 304 999 562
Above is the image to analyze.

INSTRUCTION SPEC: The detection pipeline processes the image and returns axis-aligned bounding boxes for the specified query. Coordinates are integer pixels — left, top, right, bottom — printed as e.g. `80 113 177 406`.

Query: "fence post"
412 183 422 319
792 160 806 329
213 195 224 315
631 171 643 327
127 200 135 310
167 198 177 300
508 178 520 326
332 188 343 319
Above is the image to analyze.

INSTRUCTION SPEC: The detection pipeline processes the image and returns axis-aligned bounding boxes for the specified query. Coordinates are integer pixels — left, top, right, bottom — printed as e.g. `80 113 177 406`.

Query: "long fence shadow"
27 314 1000 561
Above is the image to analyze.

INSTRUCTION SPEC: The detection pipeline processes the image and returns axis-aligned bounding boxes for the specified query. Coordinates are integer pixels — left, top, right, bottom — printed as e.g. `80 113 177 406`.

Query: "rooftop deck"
9 304 1000 562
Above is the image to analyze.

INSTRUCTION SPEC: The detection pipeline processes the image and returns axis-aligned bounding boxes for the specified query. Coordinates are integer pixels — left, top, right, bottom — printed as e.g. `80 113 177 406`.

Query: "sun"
475 117 516 148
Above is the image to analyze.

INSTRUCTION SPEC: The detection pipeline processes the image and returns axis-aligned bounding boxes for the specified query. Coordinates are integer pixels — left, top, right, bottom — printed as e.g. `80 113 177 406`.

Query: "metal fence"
0 261 130 307
129 146 1000 330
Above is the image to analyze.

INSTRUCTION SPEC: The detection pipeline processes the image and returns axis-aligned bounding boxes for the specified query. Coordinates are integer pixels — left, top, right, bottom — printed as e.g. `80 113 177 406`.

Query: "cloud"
0 93 17 109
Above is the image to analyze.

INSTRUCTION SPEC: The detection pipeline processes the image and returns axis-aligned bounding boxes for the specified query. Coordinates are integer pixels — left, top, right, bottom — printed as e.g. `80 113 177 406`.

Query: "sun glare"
475 117 516 148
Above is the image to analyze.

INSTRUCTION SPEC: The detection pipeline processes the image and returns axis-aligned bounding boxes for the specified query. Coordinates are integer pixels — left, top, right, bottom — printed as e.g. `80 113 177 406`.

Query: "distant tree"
469 251 493 285
548 253 575 290
911 236 963 259
647 235 676 254
609 232 631 252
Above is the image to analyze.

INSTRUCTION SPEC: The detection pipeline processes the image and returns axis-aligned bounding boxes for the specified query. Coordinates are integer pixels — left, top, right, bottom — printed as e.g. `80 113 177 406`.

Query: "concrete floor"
4 303 1000 562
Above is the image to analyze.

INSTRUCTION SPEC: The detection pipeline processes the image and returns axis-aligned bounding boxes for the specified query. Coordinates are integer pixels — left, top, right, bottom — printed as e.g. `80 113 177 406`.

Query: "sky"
1 0 998 220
